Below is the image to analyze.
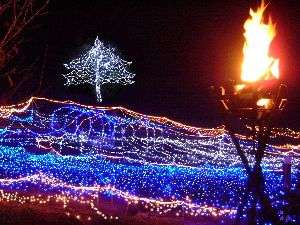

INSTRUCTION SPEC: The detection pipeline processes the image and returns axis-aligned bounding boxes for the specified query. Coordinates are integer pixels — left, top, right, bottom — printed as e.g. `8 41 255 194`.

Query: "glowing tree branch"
63 37 135 102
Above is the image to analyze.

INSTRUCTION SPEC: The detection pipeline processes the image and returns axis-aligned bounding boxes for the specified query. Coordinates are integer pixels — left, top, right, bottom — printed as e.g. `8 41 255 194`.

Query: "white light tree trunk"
95 59 102 102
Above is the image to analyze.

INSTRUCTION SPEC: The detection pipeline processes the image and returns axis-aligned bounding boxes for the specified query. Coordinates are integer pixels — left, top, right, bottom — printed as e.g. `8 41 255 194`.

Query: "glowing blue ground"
0 98 299 220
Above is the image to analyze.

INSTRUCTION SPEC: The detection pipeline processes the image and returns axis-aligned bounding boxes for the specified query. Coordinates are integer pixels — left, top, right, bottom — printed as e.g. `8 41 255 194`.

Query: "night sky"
9 0 300 128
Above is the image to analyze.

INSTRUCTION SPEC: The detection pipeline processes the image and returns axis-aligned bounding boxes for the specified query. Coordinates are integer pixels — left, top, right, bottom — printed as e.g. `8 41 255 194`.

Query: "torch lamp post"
211 2 288 224
212 79 287 225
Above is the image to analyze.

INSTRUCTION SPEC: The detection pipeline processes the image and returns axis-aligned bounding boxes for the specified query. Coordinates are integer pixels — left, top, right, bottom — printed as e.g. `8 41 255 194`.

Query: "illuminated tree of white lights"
63 37 135 102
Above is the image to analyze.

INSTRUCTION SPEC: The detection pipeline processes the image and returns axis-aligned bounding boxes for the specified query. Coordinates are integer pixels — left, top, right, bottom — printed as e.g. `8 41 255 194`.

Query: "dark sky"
18 0 300 127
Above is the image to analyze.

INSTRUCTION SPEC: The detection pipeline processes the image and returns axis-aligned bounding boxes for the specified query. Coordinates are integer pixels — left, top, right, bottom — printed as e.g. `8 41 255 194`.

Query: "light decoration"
63 37 135 102
241 0 279 82
0 97 298 223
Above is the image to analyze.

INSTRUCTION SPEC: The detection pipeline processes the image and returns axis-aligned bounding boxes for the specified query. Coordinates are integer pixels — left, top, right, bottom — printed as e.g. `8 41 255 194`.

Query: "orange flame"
241 1 279 82
256 98 273 109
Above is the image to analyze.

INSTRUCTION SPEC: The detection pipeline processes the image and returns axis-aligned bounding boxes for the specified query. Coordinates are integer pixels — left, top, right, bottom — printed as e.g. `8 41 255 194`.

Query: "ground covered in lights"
0 97 299 224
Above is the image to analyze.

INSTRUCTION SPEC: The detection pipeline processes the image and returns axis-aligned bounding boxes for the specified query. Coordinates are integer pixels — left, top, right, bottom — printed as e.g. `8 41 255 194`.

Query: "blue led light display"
0 97 298 223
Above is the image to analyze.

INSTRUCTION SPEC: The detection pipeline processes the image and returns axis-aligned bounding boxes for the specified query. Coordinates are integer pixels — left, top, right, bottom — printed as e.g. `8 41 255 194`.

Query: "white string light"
63 37 135 102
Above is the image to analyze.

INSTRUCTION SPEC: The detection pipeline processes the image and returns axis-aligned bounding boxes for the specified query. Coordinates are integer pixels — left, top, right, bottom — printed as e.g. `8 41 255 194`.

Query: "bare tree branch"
1 0 49 48
0 0 49 103
0 0 12 17
13 0 17 20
